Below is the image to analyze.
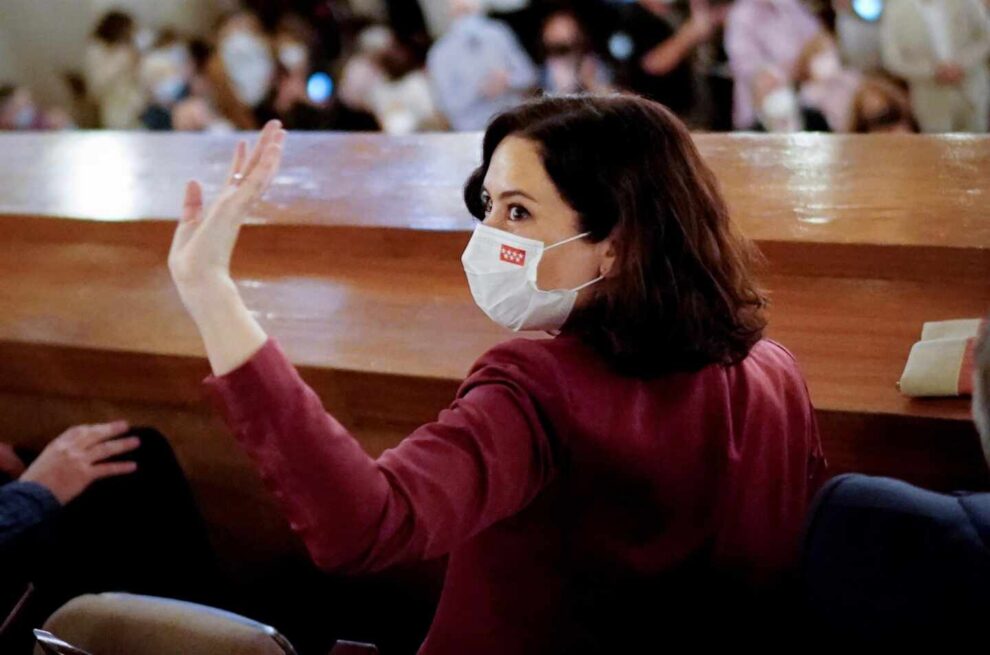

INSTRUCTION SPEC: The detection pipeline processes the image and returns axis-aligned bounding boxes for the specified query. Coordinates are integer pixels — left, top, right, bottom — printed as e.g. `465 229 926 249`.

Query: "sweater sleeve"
0 481 61 556
204 339 558 574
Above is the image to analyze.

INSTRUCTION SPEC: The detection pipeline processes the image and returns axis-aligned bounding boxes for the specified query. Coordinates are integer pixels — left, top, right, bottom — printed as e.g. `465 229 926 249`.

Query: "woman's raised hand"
168 120 284 376
169 120 286 309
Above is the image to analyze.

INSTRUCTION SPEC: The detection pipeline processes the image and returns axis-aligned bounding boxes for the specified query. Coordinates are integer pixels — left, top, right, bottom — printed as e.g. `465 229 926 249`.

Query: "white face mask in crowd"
461 224 603 332
220 30 275 107
278 42 308 71
152 76 186 105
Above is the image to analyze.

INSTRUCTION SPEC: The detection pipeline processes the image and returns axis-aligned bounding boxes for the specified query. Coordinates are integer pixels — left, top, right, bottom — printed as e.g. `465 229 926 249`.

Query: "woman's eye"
508 205 529 221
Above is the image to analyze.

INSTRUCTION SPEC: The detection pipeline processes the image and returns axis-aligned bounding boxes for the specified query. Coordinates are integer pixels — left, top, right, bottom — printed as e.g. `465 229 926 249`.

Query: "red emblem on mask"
499 244 526 266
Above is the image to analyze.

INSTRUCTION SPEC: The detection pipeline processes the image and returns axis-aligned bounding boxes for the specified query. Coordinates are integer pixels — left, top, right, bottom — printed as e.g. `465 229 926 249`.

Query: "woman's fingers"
181 180 204 224
76 420 131 448
230 137 284 212
240 120 282 181
225 140 247 185
88 436 142 463
91 461 139 480
170 180 204 257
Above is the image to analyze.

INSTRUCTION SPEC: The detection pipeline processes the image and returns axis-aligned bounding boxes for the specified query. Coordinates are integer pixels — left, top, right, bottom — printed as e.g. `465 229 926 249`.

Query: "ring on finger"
231 173 245 185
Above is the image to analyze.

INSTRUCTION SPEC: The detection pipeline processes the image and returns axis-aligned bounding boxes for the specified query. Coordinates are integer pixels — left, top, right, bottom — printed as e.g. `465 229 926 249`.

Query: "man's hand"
935 62 965 86
20 421 139 505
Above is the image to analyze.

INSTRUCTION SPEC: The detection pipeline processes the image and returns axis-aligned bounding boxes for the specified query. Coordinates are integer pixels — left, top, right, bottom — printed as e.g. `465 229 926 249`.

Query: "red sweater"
205 335 825 653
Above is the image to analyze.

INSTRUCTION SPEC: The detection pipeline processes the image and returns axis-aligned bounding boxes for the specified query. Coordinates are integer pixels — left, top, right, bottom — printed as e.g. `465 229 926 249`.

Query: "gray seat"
35 593 296 655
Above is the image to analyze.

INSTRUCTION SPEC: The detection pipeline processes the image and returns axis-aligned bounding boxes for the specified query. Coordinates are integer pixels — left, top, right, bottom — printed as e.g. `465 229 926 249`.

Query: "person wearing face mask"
138 34 194 131
84 10 146 129
795 34 864 132
271 15 327 130
750 67 830 131
167 96 825 653
725 0 824 129
539 9 612 96
426 0 538 131
207 12 277 130
0 85 73 131
880 0 990 132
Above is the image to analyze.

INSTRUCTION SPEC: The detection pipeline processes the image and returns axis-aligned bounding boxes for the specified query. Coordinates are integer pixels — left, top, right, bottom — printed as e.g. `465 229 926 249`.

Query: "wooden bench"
0 131 986 570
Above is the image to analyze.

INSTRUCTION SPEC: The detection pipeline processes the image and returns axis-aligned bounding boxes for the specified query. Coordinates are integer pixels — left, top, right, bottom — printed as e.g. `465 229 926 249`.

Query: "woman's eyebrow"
482 186 539 203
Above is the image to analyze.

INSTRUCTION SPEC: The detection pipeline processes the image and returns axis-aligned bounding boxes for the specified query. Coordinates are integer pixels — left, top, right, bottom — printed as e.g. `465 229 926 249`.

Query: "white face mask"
461 223 602 332
279 42 308 71
220 30 275 107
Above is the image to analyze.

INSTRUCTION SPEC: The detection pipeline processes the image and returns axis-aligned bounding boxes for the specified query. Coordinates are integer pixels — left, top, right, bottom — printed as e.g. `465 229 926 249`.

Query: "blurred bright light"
608 33 634 61
307 72 334 104
52 134 139 221
852 0 883 21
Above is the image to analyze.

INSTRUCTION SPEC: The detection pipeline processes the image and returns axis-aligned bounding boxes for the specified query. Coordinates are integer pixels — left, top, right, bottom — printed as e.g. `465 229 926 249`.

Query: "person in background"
750 66 830 131
725 0 823 129
802 319 990 645
880 0 990 132
0 423 220 652
138 32 195 130
336 34 388 131
833 0 884 73
0 85 73 131
795 33 864 132
62 72 100 129
207 12 277 130
372 40 447 133
427 0 538 131
849 75 917 131
337 24 444 133
539 9 612 96
84 10 147 129
611 0 728 124
271 14 328 130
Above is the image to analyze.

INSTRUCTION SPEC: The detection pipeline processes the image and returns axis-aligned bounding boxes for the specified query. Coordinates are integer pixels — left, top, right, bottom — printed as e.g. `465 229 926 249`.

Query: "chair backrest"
36 593 297 655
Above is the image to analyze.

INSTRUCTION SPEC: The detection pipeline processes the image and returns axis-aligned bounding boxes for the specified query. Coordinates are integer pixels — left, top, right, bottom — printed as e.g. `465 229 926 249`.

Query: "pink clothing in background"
725 0 823 129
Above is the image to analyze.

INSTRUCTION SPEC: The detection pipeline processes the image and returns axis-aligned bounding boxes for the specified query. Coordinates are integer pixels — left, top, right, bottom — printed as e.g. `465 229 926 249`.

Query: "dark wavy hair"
463 94 768 377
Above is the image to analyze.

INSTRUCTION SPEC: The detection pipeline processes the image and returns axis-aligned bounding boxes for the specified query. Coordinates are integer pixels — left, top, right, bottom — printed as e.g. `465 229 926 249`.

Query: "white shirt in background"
916 0 954 61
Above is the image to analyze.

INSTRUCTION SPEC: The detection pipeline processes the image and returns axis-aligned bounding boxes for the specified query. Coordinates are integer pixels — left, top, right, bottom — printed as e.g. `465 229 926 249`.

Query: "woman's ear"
598 237 617 278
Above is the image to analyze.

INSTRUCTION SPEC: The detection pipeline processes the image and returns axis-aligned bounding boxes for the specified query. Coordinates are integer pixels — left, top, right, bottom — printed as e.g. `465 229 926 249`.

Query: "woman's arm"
206 339 556 573
168 122 285 375
641 1 726 77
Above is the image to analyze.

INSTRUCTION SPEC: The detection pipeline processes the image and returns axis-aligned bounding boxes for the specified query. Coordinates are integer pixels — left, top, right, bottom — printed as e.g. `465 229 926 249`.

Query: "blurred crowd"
1 0 988 134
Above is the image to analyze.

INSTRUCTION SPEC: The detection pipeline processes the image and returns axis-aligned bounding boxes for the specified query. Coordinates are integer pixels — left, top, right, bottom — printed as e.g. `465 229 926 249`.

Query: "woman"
169 95 826 653
84 10 146 129
539 9 612 96
206 12 277 130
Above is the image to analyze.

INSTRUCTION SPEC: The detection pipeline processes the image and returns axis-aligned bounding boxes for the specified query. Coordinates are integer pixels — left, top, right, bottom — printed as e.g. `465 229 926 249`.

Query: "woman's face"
479 135 611 300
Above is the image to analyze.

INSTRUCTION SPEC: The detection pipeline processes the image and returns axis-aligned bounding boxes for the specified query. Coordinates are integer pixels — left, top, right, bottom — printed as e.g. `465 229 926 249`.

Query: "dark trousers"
0 428 221 653
802 473 990 647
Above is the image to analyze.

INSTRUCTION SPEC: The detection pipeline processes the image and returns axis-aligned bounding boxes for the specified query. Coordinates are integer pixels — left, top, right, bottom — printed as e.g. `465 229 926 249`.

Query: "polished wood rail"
0 132 986 568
